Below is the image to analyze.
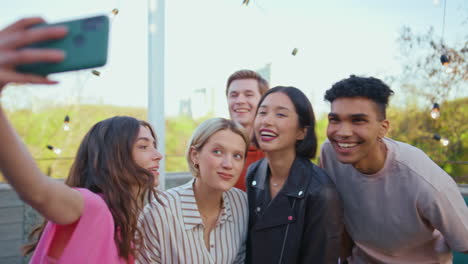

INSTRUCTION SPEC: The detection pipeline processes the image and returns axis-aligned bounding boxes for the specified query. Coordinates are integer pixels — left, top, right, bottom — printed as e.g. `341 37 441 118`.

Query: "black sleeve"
299 184 344 264
245 161 258 264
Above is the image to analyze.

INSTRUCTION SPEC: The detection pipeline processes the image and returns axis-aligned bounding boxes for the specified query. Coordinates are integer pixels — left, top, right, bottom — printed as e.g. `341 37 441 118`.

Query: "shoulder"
387 138 433 166
225 188 248 223
164 185 184 201
319 140 335 158
386 138 455 192
301 158 334 187
226 187 247 204
246 158 266 180
65 189 115 235
318 141 344 181
144 182 192 214
320 139 333 151
74 188 111 216
388 138 429 162
299 160 339 200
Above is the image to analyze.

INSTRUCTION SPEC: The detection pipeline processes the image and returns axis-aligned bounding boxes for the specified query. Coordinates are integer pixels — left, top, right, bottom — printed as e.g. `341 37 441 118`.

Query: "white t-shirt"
320 138 468 264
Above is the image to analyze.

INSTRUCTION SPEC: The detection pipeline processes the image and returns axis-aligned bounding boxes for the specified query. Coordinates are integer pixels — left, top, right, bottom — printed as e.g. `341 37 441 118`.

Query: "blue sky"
1 0 466 117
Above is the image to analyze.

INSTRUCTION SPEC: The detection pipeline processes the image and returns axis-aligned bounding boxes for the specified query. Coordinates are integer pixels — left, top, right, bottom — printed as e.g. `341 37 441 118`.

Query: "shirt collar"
180 179 233 230
251 157 311 199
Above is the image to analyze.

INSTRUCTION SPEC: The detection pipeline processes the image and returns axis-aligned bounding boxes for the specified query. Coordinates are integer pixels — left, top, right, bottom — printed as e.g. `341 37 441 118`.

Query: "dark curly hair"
324 75 394 119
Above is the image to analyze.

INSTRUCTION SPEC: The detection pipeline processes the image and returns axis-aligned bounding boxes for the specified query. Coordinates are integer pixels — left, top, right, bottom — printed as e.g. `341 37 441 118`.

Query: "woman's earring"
193 164 200 178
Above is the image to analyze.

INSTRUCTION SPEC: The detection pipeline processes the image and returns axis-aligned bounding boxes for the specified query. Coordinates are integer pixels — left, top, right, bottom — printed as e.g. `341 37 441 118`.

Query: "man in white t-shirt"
320 75 468 263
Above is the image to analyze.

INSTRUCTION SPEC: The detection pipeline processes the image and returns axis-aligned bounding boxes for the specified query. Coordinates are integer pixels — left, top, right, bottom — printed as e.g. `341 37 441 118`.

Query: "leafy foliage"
0 105 217 182
386 22 468 183
387 98 468 183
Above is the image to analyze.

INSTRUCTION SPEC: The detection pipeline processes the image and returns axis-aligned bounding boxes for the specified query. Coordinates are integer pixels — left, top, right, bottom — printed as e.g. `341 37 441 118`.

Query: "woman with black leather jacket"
246 86 343 264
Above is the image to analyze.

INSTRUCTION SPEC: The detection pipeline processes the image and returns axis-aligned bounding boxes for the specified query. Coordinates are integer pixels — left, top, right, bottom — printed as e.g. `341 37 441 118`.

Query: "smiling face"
227 79 262 132
327 97 389 169
254 92 305 156
190 129 246 193
132 125 163 187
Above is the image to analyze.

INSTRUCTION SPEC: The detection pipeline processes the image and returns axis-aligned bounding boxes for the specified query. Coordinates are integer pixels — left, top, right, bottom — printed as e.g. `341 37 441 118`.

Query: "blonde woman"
138 118 249 264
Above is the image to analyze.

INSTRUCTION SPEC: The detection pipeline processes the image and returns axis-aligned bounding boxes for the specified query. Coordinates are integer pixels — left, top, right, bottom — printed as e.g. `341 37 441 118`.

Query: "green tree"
385 18 468 183
387 98 468 183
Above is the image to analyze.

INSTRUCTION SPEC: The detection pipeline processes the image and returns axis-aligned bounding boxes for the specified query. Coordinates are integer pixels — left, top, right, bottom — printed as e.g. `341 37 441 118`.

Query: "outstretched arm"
0 17 83 225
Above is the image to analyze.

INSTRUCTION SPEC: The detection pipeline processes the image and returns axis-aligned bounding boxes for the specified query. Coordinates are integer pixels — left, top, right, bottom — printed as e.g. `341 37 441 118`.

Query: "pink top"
30 188 132 264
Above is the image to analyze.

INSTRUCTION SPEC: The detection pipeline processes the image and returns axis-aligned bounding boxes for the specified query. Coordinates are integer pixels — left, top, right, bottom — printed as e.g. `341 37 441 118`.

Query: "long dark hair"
23 116 159 260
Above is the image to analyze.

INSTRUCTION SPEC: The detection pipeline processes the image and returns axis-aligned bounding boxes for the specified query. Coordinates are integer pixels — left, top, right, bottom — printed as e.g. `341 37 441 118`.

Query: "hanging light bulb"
63 115 70 131
291 48 298 56
47 145 62 155
111 8 119 16
440 54 450 66
430 103 440 119
433 134 449 147
440 137 450 146
92 70 101 76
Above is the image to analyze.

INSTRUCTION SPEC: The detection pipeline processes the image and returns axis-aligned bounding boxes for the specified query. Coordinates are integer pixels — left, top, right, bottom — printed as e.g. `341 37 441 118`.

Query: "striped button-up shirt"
138 179 248 264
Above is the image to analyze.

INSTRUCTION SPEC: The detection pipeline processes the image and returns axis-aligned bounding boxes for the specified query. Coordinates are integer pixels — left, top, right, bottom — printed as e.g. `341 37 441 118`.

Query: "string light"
30 6 120 165
438 0 449 66
440 54 450 66
430 103 440 119
47 145 62 155
63 115 70 131
441 138 450 146
433 134 449 147
291 48 298 56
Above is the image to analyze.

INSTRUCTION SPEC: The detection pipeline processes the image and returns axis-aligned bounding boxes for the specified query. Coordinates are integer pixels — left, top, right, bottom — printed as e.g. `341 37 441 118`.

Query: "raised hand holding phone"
0 17 67 90
16 15 109 76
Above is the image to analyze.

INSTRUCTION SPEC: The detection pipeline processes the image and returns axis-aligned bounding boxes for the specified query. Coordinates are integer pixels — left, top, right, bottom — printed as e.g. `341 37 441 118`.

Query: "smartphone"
16 15 109 76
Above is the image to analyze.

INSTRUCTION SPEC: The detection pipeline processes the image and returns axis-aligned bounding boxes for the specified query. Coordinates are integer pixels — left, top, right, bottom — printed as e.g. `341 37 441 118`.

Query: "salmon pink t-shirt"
30 188 131 264
320 138 468 263
234 145 264 191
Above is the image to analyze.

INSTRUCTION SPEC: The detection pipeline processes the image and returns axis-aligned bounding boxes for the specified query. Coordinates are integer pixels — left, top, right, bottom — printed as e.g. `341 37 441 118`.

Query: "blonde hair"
186 118 249 177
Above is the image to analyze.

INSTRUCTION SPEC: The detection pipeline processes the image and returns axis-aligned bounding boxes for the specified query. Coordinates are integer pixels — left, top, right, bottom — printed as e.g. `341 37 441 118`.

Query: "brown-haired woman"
0 114 162 263
0 17 163 263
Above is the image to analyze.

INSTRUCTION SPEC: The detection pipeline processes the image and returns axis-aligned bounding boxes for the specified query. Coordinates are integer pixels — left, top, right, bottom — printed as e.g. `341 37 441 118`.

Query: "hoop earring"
194 164 199 169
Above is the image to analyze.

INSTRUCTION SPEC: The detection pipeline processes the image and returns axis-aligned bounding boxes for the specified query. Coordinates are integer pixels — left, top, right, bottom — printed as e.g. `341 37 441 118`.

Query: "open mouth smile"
234 108 250 113
259 129 278 142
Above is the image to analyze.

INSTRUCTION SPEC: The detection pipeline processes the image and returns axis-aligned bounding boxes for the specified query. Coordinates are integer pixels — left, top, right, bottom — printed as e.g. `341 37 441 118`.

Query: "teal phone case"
17 15 109 75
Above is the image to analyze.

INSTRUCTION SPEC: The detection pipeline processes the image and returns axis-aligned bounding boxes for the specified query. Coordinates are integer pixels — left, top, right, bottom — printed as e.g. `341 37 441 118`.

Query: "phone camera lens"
82 17 103 31
73 34 86 47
